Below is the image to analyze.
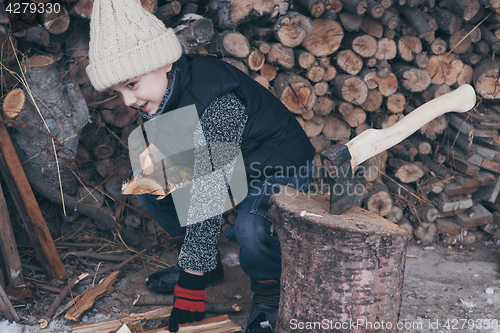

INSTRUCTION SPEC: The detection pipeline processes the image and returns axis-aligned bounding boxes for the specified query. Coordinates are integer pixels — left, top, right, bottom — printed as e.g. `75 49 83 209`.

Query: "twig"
0 284 20 321
60 249 129 262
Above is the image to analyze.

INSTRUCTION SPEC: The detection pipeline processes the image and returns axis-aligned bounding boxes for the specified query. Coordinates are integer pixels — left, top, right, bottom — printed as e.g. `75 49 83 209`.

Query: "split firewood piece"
341 0 367 15
222 58 249 75
331 74 368 105
473 59 500 100
386 92 405 113
448 113 500 138
434 192 473 213
363 179 393 216
64 271 121 321
336 49 363 75
208 31 250 58
321 115 351 140
301 19 344 57
101 97 138 128
133 294 242 313
378 72 398 96
2 88 25 119
399 5 435 42
0 285 20 322
456 172 496 189
436 218 463 235
392 63 431 92
273 11 314 48
40 6 70 35
397 35 422 62
360 89 382 112
274 72 316 114
267 43 294 69
75 314 241 333
388 158 425 183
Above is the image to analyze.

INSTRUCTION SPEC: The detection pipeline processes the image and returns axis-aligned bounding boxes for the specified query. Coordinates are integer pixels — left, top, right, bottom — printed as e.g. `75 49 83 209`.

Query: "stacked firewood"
2 0 500 247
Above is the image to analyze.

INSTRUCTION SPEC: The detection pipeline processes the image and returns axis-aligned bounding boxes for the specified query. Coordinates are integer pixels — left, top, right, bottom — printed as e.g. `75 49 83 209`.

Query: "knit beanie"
86 0 182 91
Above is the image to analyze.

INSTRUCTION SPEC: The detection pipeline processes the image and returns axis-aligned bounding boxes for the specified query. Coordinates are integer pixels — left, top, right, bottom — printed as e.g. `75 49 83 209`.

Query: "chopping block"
268 187 409 333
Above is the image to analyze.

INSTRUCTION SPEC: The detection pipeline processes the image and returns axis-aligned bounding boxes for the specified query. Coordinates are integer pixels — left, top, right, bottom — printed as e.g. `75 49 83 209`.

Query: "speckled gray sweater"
140 76 248 272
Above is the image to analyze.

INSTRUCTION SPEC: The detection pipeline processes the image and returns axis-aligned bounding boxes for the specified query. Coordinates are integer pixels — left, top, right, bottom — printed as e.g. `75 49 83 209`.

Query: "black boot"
145 250 224 295
246 278 280 333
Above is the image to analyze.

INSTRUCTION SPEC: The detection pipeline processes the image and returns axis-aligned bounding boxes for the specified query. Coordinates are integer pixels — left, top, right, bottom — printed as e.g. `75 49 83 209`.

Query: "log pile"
2 0 500 253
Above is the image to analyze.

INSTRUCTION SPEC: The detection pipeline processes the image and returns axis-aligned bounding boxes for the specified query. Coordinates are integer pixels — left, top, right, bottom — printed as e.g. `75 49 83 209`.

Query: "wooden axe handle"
346 84 476 168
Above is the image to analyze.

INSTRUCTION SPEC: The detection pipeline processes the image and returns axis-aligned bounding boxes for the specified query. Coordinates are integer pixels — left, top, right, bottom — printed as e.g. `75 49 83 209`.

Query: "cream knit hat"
86 0 182 91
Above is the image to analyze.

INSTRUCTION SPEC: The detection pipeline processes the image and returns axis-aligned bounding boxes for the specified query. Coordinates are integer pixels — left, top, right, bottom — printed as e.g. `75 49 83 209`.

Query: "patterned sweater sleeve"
177 92 248 272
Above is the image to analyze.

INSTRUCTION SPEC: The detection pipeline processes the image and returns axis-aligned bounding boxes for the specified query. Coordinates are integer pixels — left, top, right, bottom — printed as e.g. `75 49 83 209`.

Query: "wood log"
323 65 338 81
461 52 481 66
0 124 68 281
0 182 24 287
294 49 316 69
306 63 326 82
414 51 429 69
375 59 391 78
310 136 330 153
274 72 316 114
176 18 214 54
414 222 437 244
455 64 473 87
339 12 363 31
341 0 367 15
359 68 380 88
274 11 314 48
473 59 500 99
386 92 406 113
428 8 462 35
429 38 447 55
397 35 422 62
388 158 425 183
313 81 329 96
267 43 294 69
303 115 325 137
101 97 138 128
331 74 368 105
260 63 277 81
442 0 482 22
321 115 351 140
378 72 398 96
448 29 472 54
252 40 271 54
336 49 363 75
41 6 70 35
366 0 384 19
313 96 335 115
421 83 451 102
133 294 241 313
364 179 393 216
0 285 19 322
154 1 180 22
348 34 378 58
70 0 94 19
480 25 500 55
301 19 344 57
67 56 90 85
426 54 464 86
269 187 408 333
393 63 431 92
296 0 325 17
2 88 25 119
361 16 384 38
342 106 367 127
380 8 400 29
208 31 250 58
400 5 435 42
245 48 266 72
360 88 383 112
12 21 50 47
374 37 397 60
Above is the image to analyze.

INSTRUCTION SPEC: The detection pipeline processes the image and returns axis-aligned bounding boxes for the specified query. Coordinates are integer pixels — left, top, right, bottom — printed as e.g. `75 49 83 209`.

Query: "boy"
86 0 315 331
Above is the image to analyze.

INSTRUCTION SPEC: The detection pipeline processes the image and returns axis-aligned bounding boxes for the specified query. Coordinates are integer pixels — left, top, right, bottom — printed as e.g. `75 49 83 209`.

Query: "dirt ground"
1 235 499 333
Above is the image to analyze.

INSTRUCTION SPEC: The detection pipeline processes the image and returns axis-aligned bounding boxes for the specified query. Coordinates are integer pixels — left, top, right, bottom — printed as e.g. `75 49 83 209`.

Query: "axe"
320 84 476 215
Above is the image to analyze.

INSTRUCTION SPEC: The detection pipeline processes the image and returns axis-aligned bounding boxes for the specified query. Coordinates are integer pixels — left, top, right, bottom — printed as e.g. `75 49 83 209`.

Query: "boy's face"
111 64 173 115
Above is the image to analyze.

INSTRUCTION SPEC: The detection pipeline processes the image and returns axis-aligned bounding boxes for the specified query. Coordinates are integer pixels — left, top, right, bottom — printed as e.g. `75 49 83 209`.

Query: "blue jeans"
137 161 315 281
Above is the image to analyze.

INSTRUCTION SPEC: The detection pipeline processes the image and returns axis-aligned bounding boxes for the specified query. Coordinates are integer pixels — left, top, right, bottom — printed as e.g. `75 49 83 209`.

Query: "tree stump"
268 187 408 333
12 55 89 195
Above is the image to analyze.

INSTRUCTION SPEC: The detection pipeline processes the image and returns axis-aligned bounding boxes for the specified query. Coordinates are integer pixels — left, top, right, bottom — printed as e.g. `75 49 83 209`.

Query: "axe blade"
320 145 366 215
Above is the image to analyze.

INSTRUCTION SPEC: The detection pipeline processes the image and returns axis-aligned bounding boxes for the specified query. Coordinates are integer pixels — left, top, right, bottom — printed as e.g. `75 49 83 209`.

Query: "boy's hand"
168 270 207 332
